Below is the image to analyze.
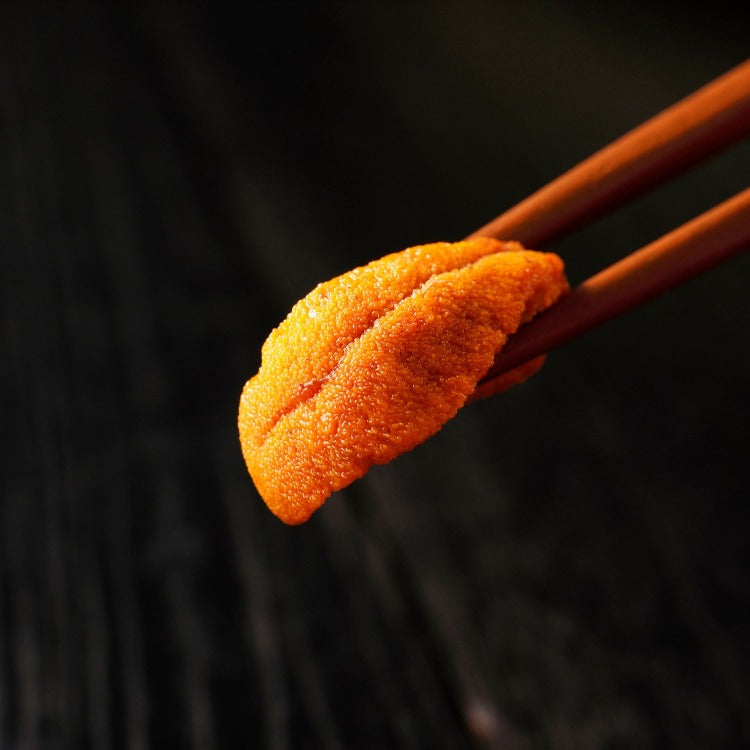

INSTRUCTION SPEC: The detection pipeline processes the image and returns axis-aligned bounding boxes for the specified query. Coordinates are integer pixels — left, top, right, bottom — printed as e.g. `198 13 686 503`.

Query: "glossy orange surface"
239 239 567 524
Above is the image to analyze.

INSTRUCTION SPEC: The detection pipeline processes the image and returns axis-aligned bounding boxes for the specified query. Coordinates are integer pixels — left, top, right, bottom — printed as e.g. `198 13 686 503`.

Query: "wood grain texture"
1 3 749 749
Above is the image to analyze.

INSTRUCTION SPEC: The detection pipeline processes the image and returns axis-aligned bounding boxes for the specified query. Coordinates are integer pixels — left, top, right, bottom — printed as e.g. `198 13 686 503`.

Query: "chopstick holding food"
477 187 750 393
239 61 750 524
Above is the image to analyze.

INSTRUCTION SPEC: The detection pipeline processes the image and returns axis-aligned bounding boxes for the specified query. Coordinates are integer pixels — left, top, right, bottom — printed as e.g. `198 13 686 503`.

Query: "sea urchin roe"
238 239 567 524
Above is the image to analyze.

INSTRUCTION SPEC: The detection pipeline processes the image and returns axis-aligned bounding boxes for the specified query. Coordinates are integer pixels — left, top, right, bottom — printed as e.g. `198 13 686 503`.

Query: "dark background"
2 2 749 748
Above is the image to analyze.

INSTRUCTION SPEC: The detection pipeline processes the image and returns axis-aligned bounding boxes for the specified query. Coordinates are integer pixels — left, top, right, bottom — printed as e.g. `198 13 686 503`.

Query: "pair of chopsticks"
470 59 750 389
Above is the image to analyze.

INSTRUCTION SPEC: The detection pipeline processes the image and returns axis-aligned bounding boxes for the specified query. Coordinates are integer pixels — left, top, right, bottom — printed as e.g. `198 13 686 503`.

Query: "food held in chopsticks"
239 62 749 525
238 238 567 524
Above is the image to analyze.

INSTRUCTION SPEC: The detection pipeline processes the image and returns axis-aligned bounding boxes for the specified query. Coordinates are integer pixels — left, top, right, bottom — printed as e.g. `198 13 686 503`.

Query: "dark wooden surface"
2 3 750 748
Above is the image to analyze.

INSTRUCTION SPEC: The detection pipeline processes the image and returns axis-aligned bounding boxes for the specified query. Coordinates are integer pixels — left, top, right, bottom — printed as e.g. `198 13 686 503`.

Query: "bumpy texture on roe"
239 238 567 524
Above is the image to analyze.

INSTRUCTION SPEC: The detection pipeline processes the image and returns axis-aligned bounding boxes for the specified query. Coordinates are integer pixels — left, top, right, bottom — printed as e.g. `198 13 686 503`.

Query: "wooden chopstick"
469 59 750 248
479 187 750 386
469 60 750 389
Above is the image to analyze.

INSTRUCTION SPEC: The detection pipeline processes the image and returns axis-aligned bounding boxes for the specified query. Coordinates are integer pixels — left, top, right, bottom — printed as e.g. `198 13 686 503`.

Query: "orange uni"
238 238 567 524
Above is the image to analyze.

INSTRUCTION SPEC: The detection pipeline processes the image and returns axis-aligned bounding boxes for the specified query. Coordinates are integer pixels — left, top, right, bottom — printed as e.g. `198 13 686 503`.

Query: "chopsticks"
480 187 750 385
470 59 750 390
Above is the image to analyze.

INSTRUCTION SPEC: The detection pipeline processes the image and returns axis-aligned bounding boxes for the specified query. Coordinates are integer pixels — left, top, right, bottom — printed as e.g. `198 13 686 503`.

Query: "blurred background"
2 2 749 748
